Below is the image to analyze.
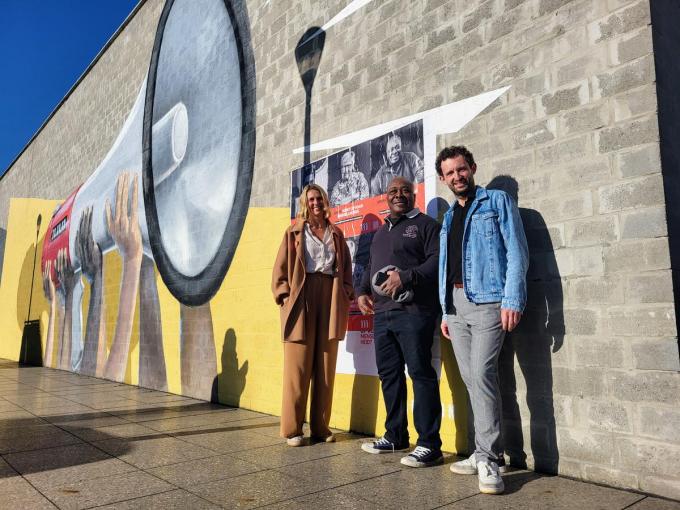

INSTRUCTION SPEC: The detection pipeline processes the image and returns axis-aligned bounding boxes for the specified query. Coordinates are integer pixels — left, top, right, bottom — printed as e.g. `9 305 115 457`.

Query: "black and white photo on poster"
290 119 425 217
369 121 424 196
327 144 371 207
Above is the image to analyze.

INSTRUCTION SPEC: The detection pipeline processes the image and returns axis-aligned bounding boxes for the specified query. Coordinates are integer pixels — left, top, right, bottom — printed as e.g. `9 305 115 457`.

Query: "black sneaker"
361 436 409 454
400 446 444 467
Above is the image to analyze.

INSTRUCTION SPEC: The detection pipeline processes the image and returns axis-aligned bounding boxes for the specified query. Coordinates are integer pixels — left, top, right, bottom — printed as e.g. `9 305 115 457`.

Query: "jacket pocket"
472 211 499 238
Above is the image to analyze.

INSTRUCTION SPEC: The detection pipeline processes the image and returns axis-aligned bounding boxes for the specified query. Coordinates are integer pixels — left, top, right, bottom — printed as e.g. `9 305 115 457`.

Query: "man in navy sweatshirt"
357 176 443 467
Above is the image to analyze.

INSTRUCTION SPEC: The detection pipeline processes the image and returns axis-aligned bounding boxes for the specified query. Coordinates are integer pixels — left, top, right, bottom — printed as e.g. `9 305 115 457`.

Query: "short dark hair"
435 146 475 176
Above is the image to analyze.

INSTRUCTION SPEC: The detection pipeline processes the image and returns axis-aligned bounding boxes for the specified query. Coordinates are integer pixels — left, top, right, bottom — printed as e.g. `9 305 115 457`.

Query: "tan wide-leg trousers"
281 273 339 439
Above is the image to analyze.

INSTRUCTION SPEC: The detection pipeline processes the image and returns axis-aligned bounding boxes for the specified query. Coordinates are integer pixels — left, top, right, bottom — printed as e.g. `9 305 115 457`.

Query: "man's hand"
501 308 522 332
380 270 402 298
357 294 374 315
440 320 451 340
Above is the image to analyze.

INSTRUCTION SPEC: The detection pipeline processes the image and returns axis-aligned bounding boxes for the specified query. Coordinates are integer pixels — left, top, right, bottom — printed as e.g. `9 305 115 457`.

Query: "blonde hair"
297 183 331 221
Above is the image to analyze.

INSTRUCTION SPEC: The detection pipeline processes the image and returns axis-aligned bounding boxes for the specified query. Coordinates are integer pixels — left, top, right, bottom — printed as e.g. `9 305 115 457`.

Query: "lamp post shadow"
19 214 45 367
295 26 326 170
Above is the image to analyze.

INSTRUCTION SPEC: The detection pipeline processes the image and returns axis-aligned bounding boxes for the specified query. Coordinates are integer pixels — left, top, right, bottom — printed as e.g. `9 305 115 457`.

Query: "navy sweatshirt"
358 208 441 314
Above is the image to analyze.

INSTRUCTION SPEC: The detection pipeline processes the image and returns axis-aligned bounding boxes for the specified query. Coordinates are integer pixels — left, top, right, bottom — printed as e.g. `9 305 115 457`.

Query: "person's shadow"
212 328 248 406
349 214 381 436
488 175 563 474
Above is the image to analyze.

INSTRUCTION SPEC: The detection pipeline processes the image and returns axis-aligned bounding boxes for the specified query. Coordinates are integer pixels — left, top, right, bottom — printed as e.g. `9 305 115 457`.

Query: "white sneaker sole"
479 481 505 495
450 463 509 475
401 455 444 468
286 436 304 447
361 442 409 454
450 463 477 474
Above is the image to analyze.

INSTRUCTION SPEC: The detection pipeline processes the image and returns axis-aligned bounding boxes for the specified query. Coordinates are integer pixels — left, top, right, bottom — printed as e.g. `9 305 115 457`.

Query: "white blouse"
303 223 336 275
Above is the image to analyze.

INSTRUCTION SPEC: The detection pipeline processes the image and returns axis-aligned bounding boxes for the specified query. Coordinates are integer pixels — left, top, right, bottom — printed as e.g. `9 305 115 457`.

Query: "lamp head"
295 27 326 93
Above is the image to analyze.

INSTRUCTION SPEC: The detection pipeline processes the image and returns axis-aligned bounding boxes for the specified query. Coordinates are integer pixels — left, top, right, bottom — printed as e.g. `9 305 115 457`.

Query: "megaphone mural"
39 0 255 399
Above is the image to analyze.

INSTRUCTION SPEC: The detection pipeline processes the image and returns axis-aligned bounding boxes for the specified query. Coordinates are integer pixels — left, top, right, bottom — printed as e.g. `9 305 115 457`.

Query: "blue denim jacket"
438 186 529 318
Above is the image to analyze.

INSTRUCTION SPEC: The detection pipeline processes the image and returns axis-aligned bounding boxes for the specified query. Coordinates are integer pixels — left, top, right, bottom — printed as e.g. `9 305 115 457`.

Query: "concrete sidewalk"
0 359 677 509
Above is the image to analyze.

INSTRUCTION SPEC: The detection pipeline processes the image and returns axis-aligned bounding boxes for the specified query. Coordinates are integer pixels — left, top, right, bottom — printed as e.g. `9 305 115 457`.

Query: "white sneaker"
450 453 509 475
286 435 304 447
361 436 409 454
477 460 504 495
400 446 444 468
450 453 478 474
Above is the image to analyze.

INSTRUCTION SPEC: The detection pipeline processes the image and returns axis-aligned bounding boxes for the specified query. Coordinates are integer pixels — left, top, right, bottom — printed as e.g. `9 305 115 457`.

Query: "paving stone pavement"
0 359 678 510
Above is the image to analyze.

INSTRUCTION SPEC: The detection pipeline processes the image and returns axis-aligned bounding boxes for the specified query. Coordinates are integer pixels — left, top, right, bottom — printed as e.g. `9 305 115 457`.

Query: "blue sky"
0 0 139 177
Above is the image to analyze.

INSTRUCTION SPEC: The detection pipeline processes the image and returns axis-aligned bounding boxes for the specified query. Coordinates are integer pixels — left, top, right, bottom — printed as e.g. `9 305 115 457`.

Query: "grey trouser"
446 286 505 464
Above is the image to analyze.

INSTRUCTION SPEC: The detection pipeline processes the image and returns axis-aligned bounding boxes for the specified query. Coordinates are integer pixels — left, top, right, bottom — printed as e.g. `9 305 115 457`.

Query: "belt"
453 282 464 288
307 272 333 278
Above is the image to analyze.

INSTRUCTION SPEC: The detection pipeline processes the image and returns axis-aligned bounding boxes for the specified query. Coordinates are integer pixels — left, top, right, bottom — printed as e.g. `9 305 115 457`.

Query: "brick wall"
1 0 678 498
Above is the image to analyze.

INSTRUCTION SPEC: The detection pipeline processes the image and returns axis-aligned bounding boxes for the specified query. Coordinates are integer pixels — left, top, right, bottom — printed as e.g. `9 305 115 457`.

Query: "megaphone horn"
42 0 256 306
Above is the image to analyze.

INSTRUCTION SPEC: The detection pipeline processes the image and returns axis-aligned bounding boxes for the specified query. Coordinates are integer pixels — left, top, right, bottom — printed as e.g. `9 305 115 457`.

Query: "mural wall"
0 0 470 452
3 0 680 498
14 0 254 402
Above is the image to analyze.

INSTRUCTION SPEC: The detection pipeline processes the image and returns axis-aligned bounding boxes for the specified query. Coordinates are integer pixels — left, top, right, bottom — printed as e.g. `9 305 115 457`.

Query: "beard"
449 175 475 198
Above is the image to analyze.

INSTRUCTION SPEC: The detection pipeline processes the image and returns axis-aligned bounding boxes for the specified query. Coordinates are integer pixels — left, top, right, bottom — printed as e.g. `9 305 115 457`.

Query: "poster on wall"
291 120 440 376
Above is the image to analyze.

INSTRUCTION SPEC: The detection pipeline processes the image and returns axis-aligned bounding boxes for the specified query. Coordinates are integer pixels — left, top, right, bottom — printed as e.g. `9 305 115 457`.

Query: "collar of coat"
291 218 342 238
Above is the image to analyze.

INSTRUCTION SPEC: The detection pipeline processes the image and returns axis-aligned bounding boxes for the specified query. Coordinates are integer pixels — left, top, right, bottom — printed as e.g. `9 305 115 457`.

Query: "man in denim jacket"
437 146 528 495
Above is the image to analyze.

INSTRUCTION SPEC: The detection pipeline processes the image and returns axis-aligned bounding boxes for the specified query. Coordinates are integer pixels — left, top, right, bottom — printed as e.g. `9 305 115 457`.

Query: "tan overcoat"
272 219 355 342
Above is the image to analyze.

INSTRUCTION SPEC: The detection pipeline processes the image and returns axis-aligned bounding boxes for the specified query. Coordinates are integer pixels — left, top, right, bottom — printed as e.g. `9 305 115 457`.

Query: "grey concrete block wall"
1 0 679 498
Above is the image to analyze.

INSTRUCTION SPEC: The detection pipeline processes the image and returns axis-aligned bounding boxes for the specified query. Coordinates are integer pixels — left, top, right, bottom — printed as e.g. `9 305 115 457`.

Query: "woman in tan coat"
272 184 354 446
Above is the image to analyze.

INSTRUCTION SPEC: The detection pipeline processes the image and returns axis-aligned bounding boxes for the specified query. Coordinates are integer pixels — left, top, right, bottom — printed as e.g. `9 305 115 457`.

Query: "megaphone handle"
151 102 189 187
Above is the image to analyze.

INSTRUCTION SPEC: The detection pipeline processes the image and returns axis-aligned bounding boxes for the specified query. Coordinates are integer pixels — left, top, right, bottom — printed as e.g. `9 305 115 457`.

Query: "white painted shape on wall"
322 0 376 31
293 86 510 154
303 0 377 43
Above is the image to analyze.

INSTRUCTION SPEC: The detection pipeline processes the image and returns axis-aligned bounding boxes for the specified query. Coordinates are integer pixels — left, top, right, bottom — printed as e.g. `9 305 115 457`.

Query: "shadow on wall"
349 214 380 436
427 197 450 224
651 1 680 357
212 328 248 406
18 223 47 366
488 175 563 474
295 26 326 169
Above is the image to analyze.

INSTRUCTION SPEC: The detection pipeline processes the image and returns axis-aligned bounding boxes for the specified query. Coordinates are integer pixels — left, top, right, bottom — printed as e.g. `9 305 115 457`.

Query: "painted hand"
55 248 78 297
42 260 56 302
105 172 142 261
75 206 103 283
501 308 522 332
